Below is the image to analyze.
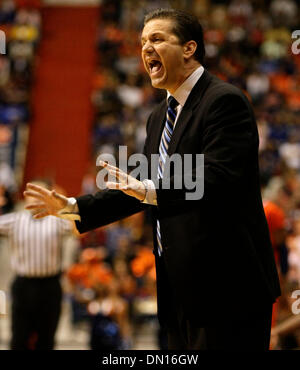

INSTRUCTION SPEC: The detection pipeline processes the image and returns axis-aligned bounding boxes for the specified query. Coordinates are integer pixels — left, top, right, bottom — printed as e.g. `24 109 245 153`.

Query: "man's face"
141 19 186 94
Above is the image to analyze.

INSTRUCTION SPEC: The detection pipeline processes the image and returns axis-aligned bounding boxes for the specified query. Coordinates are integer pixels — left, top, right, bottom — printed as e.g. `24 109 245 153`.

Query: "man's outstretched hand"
24 183 68 219
24 162 147 219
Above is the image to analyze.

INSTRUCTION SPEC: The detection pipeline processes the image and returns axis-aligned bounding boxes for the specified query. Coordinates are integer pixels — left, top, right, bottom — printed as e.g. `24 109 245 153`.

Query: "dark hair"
144 8 205 64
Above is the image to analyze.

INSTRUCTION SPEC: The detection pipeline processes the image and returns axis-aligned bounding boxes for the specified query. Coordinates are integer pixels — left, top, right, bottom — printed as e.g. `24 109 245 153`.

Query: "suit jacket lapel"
148 70 213 158
150 102 167 155
167 109 192 156
167 70 213 156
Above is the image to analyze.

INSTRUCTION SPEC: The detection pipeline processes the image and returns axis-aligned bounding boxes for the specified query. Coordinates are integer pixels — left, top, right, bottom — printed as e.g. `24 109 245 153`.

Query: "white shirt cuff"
57 197 81 221
141 180 157 206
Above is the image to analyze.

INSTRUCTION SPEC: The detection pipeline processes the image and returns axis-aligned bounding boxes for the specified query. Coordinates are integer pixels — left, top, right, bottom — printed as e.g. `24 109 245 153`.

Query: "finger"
99 161 124 174
33 211 49 219
107 170 127 182
99 161 115 169
25 203 46 210
24 191 44 200
51 190 67 202
26 183 50 196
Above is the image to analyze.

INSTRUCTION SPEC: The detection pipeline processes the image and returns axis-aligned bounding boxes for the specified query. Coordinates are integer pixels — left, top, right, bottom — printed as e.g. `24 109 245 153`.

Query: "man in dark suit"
24 9 281 350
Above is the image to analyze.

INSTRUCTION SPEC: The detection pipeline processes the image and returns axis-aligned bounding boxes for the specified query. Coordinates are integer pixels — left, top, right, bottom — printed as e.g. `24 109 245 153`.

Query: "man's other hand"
100 161 146 201
23 183 68 219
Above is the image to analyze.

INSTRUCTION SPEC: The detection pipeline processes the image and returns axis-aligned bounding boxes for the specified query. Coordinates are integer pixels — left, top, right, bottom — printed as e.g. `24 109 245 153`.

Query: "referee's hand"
23 183 68 219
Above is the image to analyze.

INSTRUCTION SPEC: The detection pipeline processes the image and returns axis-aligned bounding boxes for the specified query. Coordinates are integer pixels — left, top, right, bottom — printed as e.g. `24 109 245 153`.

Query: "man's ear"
183 40 197 60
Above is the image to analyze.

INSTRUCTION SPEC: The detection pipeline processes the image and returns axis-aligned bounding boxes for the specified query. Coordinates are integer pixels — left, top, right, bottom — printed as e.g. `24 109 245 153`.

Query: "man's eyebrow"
141 32 164 42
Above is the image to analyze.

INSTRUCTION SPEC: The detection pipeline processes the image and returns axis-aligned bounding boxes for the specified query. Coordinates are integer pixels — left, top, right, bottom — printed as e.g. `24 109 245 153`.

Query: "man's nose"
142 41 154 53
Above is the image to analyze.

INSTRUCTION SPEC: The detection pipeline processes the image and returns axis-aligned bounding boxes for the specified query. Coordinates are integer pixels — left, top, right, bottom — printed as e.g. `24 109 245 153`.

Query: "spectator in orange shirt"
263 198 286 264
263 185 291 329
66 247 113 324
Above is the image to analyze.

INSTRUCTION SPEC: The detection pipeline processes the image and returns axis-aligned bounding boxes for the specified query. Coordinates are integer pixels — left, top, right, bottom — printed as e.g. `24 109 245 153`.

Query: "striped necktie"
156 96 179 256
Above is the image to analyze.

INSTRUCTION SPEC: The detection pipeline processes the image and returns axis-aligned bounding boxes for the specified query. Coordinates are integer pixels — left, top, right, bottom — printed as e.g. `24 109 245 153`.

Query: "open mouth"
149 60 162 75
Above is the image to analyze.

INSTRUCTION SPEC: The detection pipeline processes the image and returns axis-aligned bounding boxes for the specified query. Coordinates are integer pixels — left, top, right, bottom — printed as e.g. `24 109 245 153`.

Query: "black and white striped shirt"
0 211 72 277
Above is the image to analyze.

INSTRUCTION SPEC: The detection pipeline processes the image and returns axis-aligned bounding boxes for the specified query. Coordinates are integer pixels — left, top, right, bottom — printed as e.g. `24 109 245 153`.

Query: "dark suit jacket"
76 70 281 325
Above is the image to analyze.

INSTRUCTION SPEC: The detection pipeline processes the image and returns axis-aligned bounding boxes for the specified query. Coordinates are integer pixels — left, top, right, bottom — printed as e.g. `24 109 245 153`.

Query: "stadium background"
0 0 299 350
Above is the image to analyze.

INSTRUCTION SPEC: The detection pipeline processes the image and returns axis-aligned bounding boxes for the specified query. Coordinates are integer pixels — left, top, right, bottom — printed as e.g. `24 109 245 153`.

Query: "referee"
0 181 73 350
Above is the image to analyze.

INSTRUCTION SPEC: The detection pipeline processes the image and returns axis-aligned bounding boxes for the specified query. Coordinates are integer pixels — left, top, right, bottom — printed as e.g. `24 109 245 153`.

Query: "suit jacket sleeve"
75 190 148 233
153 92 256 205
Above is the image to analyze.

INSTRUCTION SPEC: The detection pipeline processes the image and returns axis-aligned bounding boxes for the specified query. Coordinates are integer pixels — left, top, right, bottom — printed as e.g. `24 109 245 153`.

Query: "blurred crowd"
65 221 157 350
0 0 41 214
0 0 300 350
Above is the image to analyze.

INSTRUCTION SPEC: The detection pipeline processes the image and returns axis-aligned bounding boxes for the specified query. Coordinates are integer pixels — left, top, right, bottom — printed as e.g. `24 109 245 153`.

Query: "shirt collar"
167 65 204 107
